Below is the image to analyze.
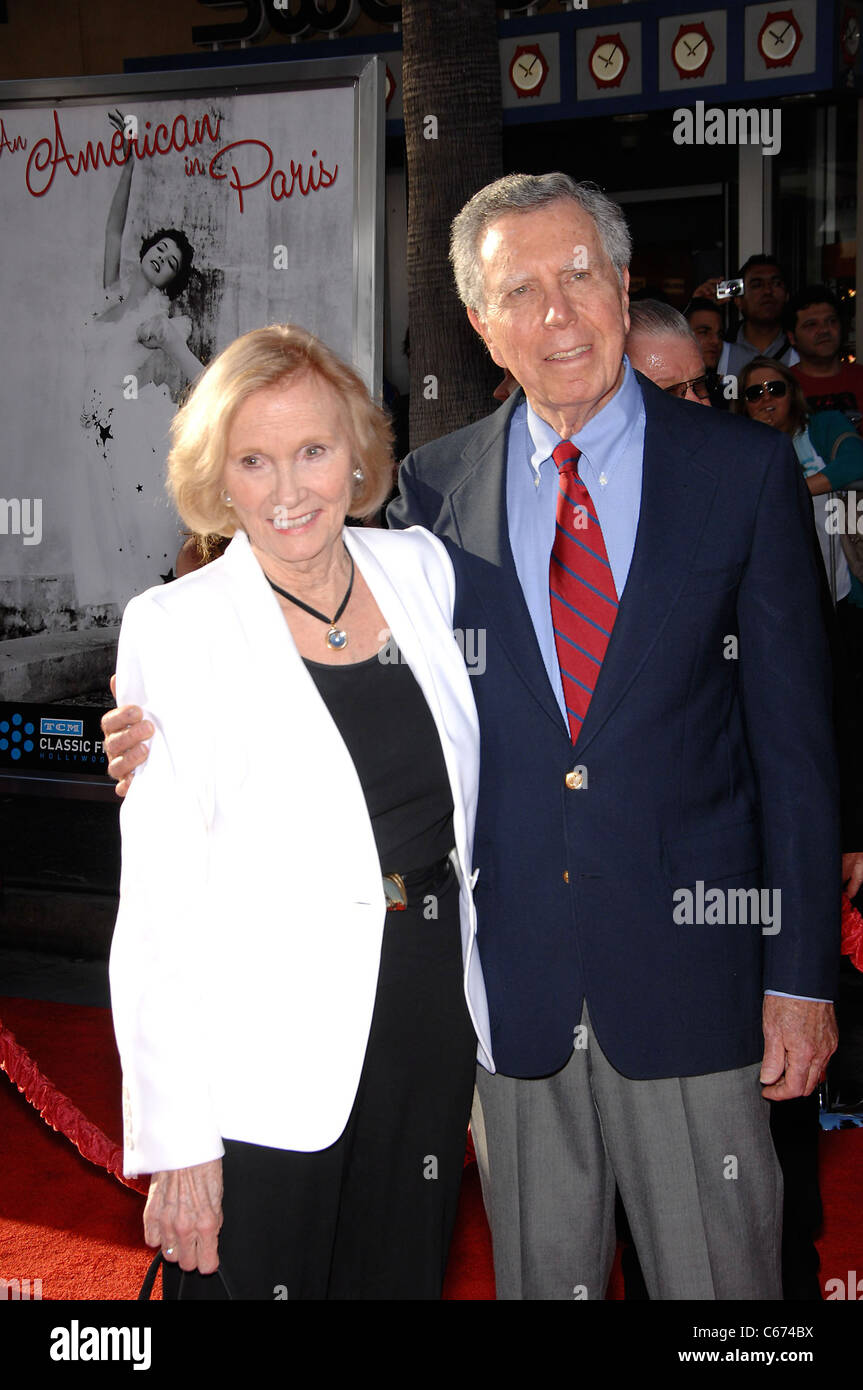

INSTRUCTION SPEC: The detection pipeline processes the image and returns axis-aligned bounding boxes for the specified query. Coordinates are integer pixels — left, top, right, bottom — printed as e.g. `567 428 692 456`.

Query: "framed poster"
0 57 383 785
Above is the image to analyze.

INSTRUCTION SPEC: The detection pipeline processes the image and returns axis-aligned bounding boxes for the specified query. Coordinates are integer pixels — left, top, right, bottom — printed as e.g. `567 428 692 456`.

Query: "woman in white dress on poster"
77 110 204 610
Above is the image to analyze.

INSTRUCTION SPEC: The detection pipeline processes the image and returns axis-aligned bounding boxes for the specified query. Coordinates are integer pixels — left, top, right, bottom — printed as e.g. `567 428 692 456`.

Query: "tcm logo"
40 718 84 737
0 1277 42 1300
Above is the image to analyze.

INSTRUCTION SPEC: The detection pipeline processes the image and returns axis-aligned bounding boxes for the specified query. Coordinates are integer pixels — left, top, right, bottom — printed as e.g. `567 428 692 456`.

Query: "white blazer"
110 525 493 1177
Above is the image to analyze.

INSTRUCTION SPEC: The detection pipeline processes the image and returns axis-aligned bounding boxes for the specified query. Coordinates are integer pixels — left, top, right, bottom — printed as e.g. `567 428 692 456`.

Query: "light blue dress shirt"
506 357 644 726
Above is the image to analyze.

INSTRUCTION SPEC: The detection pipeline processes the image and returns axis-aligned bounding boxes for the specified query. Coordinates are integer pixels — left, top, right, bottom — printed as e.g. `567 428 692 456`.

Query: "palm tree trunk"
402 0 503 448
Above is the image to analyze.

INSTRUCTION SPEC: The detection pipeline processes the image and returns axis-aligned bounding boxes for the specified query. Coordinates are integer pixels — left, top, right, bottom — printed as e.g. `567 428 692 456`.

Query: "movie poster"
0 76 359 656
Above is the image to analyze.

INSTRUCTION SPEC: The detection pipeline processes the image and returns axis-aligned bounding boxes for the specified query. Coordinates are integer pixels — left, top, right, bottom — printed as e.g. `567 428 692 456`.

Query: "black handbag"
137 1251 233 1300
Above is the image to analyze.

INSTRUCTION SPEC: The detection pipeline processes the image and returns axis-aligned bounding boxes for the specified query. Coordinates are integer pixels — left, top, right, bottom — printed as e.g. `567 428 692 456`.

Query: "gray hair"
450 172 632 314
627 299 697 345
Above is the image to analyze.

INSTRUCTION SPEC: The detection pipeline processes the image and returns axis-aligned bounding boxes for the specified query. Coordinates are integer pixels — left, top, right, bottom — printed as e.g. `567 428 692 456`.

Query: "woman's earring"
352 468 364 484
221 490 233 505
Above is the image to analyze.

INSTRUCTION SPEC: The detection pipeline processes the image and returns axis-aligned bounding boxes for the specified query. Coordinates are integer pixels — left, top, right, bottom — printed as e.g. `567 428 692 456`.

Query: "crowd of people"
685 263 863 430
672 269 863 783
101 174 861 1302
621 286 863 1300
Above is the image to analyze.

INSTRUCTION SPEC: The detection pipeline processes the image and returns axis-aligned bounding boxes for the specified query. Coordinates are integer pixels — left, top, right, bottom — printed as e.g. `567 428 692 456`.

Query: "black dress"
165 646 477 1301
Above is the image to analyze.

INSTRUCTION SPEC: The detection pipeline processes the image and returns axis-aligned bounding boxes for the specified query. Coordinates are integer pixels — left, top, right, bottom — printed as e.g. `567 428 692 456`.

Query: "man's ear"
620 266 631 337
787 327 798 349
467 306 505 368
466 306 485 340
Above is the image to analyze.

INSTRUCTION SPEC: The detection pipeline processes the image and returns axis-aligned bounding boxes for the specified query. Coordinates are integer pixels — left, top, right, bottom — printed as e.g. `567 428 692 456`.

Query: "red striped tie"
550 440 619 744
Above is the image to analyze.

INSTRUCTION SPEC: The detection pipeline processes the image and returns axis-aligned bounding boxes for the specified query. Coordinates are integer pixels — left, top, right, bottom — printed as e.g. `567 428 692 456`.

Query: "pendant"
326 626 348 651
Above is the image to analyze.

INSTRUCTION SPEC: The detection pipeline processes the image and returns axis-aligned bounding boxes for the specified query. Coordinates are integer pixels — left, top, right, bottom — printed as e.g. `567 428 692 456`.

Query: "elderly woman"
109 324 493 1301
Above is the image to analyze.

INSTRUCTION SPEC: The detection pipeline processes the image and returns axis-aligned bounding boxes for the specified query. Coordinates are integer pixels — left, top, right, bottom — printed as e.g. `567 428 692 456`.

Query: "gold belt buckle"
383 872 408 911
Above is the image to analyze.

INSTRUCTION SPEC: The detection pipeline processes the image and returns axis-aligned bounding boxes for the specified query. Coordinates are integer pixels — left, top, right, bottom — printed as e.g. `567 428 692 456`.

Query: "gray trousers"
471 1008 783 1300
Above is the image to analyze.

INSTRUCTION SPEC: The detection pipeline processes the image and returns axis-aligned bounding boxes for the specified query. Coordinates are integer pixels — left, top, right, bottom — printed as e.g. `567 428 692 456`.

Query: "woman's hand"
143 1159 223 1274
138 314 204 384
137 314 173 351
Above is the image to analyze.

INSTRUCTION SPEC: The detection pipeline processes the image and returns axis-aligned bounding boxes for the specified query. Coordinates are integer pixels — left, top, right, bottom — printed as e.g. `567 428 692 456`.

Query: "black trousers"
769 1093 823 1301
164 868 477 1300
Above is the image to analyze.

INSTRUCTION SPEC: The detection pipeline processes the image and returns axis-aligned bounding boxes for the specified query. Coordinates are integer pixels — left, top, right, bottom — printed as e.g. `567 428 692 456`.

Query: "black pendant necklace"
265 549 355 651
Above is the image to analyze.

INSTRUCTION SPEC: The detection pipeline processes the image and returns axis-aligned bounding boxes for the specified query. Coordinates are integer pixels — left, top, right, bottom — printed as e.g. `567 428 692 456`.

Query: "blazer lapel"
218 529 302 686
446 393 567 735
574 380 721 756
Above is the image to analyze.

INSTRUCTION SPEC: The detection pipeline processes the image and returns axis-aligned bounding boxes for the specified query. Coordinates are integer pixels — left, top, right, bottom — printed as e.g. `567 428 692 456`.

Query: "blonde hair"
167 324 394 536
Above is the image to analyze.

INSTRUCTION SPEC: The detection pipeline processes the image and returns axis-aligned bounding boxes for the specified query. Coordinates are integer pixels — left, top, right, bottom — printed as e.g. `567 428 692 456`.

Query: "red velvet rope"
0 1017 148 1195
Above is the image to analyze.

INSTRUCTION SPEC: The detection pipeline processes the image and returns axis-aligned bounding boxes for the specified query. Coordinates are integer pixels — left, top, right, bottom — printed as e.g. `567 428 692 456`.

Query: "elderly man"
104 173 839 1302
389 174 838 1301
625 299 711 405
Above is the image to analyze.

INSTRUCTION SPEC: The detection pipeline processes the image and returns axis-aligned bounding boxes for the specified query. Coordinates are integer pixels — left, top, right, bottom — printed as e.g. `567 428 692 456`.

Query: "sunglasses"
743 380 788 403
664 374 711 401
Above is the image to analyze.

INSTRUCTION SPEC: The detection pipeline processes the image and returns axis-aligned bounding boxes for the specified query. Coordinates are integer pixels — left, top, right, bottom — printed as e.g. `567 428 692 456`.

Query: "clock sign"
671 21 715 79
509 44 550 99
757 8 803 68
588 33 630 90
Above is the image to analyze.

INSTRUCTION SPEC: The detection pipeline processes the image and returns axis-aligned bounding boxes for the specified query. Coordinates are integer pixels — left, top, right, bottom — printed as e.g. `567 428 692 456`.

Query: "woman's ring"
165 1247 175 1257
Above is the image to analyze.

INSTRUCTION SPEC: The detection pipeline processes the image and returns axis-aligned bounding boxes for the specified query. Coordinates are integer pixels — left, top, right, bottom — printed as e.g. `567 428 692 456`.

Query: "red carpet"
1 995 860 1301
0 998 151 1300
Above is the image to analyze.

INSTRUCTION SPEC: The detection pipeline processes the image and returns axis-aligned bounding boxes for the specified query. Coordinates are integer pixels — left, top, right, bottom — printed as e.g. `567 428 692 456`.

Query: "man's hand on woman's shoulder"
101 674 153 797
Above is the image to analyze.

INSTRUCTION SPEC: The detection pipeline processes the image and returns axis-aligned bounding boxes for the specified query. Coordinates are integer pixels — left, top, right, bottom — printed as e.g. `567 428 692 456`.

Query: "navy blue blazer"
388 376 841 1080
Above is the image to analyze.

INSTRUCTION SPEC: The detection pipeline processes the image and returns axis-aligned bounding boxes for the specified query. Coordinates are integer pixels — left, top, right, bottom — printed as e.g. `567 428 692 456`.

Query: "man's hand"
143 1158 223 1274
101 675 153 797
691 276 722 304
760 995 837 1100
842 851 863 901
